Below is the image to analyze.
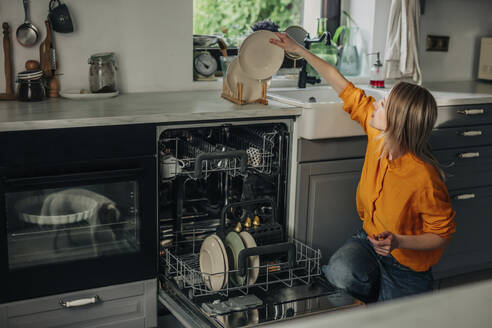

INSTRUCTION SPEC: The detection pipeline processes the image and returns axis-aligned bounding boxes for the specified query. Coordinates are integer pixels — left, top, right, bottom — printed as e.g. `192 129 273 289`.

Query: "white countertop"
1 81 491 132
359 80 492 106
0 89 301 132
271 278 492 328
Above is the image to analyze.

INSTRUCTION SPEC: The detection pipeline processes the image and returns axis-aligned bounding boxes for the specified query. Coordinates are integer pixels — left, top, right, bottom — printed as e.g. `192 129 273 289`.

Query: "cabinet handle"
458 152 480 159
457 109 485 115
459 130 482 137
454 193 476 200
59 295 101 308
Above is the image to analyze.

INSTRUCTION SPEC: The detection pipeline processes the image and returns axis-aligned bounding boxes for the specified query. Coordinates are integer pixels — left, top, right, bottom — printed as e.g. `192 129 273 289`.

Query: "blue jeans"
322 229 433 303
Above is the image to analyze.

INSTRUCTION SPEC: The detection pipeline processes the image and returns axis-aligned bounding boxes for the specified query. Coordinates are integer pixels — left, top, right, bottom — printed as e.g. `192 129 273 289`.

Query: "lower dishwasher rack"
163 239 321 299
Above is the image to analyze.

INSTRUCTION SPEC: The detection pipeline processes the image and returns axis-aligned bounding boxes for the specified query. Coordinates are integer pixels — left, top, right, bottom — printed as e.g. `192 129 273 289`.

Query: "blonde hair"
379 82 445 180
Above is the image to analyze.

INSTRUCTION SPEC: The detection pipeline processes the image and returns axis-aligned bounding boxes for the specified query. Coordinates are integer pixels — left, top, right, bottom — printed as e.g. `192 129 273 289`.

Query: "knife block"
221 78 268 105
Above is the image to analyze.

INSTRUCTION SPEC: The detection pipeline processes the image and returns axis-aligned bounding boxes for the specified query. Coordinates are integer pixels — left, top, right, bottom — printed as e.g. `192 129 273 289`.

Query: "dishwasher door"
158 275 362 328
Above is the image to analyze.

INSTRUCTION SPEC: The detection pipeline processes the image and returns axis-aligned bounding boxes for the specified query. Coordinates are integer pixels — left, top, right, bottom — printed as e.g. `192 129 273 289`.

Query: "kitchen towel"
384 0 422 84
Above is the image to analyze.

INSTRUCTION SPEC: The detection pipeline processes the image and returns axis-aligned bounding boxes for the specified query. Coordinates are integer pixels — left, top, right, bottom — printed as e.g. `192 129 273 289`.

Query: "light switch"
426 35 450 52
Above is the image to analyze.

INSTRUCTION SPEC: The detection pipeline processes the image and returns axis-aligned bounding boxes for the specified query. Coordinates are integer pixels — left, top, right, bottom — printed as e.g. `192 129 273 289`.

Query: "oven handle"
194 150 247 178
59 295 101 308
218 199 274 239
2 168 142 188
237 242 296 277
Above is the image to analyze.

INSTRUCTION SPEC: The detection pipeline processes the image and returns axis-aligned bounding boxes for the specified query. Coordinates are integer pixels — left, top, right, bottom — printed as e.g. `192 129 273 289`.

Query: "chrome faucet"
298 32 330 88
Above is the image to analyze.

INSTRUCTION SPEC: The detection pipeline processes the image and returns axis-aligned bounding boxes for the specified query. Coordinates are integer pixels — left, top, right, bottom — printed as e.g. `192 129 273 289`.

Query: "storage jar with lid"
88 52 118 93
17 69 46 102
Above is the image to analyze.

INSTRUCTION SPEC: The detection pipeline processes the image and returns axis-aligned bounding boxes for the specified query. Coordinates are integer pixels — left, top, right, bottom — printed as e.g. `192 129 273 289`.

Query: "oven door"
0 157 157 303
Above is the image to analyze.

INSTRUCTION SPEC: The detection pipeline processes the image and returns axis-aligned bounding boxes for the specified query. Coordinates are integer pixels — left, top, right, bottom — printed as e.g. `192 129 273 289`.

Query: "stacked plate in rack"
200 230 260 291
225 30 284 102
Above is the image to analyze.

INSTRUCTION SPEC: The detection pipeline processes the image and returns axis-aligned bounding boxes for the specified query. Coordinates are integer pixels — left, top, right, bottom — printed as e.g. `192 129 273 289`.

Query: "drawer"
435 145 492 167
430 124 492 150
436 103 492 128
435 145 492 190
434 185 492 278
298 136 367 163
4 280 156 328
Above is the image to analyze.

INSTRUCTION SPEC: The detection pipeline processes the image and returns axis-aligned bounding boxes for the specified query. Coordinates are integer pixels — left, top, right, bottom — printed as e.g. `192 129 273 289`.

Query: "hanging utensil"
39 20 53 77
16 0 39 47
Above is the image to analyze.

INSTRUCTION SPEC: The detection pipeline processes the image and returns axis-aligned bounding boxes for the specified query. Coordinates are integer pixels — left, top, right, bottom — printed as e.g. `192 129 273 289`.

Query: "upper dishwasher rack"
159 127 279 179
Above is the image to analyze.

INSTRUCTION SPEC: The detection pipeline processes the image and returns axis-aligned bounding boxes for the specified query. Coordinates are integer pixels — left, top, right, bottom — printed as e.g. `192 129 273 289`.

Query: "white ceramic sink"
268 85 387 139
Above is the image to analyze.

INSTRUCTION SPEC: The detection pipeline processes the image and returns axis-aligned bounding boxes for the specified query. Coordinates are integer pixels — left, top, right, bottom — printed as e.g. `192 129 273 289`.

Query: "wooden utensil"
217 38 228 57
0 22 16 100
39 20 53 77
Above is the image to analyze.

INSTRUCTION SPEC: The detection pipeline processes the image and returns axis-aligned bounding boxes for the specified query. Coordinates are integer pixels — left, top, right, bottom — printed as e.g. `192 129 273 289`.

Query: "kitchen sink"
268 85 386 139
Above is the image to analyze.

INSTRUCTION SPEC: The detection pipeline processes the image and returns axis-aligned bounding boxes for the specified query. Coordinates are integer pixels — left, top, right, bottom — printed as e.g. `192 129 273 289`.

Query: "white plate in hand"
238 30 284 80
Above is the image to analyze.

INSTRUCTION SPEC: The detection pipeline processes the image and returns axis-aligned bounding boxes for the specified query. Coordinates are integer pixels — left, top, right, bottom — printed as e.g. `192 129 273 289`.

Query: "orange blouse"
339 83 456 272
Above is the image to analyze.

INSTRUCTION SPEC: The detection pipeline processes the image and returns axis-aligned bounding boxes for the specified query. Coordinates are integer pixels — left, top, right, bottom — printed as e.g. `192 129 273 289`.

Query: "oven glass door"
6 180 140 270
1 159 157 303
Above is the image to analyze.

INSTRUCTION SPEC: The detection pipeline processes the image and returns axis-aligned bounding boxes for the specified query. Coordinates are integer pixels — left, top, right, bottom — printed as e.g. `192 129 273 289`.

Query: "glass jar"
88 52 118 93
17 78 46 102
338 27 361 76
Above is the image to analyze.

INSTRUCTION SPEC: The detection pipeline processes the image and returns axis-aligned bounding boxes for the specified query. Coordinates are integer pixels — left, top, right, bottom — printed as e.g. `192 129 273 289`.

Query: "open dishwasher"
157 120 361 328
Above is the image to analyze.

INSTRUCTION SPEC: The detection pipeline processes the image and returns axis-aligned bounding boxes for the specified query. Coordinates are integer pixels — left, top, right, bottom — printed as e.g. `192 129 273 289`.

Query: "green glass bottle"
307 18 338 78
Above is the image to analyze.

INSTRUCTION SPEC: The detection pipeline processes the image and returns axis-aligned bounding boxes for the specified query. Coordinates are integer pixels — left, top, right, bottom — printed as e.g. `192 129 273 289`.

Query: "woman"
270 33 456 302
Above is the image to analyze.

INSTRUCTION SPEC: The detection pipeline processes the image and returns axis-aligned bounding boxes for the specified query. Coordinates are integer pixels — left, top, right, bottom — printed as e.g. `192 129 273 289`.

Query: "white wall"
419 0 492 81
0 0 199 93
2 0 491 93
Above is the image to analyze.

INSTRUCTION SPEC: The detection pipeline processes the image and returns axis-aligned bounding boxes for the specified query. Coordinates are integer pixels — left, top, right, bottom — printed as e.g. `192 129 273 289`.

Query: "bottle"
369 52 384 88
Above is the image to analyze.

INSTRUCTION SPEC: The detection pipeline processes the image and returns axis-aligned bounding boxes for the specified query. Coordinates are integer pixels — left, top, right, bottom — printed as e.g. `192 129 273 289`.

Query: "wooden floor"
158 268 492 327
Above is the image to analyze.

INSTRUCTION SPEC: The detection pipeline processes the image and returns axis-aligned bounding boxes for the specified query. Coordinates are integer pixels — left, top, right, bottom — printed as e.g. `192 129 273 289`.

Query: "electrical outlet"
426 35 450 52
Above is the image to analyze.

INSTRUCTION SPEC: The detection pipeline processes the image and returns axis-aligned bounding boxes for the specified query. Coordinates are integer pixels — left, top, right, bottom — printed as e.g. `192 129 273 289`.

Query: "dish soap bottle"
369 52 384 88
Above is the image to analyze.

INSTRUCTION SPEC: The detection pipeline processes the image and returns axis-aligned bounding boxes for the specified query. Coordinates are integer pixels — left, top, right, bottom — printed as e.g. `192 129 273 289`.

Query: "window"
193 0 304 47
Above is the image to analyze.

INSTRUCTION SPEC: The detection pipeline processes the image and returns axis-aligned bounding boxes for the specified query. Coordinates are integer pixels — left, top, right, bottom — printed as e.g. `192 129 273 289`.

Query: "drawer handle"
59 295 101 308
457 109 485 116
454 193 476 200
458 152 480 159
459 130 483 137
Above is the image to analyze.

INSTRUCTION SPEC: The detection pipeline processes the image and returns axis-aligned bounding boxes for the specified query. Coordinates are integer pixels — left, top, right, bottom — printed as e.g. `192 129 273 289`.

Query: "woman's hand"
368 231 400 256
269 32 303 54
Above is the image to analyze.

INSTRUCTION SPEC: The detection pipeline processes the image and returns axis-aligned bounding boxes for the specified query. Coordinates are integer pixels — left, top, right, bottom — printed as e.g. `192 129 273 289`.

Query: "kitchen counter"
0 90 301 132
271 278 492 328
1 81 491 133
371 80 492 106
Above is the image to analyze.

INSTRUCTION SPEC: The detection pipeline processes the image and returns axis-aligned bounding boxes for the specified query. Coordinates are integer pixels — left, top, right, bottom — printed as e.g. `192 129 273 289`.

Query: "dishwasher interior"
157 121 361 327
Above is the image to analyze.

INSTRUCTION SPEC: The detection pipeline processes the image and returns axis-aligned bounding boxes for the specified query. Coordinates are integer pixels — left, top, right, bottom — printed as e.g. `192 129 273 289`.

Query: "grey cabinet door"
295 158 364 265
433 185 492 279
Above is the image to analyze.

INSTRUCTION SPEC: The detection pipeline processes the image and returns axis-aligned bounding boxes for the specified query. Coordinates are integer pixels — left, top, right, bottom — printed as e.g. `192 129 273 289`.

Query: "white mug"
161 155 185 179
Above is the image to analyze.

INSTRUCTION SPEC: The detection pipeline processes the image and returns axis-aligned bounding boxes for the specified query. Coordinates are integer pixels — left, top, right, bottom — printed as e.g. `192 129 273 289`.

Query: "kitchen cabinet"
431 103 492 278
295 101 492 279
0 279 157 328
294 137 366 264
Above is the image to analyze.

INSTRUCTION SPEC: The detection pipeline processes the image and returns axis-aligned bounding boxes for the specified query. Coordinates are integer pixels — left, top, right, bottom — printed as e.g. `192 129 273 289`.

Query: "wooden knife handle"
2 22 14 96
40 20 53 77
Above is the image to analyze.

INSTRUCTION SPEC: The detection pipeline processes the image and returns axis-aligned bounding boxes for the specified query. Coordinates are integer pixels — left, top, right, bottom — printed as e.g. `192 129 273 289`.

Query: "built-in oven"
0 126 158 304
